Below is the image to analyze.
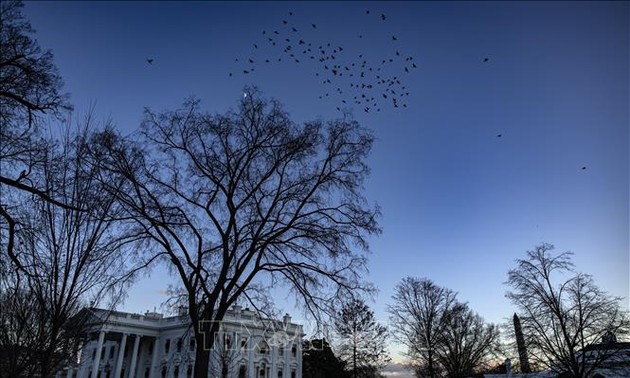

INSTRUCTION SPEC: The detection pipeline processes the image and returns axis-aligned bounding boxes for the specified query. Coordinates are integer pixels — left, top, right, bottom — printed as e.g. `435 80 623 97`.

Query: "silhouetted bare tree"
389 277 500 378
209 332 242 378
433 302 501 377
389 277 457 378
506 243 630 378
0 0 73 269
0 123 142 378
334 298 390 378
88 88 380 377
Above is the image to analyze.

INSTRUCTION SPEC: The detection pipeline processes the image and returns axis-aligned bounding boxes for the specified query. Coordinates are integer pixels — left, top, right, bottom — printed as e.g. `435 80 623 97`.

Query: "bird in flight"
483 57 489 62
381 13 386 20
581 166 587 170
146 58 154 64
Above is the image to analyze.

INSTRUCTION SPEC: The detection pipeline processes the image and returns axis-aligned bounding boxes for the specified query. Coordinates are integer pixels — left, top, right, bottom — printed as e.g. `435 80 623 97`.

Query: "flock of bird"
144 10 589 172
146 10 494 115
228 9 425 113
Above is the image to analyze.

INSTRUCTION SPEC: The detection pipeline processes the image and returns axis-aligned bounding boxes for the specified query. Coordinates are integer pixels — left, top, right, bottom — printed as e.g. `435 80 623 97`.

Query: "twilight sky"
23 0 628 363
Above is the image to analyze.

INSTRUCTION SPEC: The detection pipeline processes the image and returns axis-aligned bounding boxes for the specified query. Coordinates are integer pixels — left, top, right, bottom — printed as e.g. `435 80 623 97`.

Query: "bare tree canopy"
209 332 241 378
334 298 390 378
389 277 457 378
0 0 69 124
0 0 73 270
389 277 500 378
433 302 501 377
506 243 630 378
89 88 380 376
0 123 141 378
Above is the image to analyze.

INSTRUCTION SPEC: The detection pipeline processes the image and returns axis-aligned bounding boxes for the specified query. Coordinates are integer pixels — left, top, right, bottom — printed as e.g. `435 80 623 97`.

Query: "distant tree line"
385 244 629 378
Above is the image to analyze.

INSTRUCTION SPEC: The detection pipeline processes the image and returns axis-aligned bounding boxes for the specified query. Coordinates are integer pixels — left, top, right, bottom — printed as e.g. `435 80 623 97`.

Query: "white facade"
59 306 303 378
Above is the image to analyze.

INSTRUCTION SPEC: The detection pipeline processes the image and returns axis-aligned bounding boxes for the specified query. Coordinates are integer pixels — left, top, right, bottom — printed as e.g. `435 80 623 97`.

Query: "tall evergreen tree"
303 338 349 378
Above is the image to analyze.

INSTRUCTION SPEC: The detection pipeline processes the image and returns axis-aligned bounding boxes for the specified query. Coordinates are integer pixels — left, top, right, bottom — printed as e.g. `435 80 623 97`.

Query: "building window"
174 367 179 377
278 369 283 377
148 341 154 355
164 339 170 354
176 338 182 353
190 337 196 351
144 367 150 378
291 344 297 357
279 345 284 356
240 336 248 349
101 347 105 360
187 365 193 378
109 346 115 359
257 340 269 354
161 366 167 378
224 334 232 349
291 368 296 378
239 365 247 378
92 349 96 360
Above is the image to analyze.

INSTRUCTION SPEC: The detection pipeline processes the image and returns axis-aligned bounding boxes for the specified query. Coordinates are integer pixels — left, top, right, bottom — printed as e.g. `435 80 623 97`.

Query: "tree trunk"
194 346 211 378
353 321 357 378
192 307 215 378
428 349 434 378
353 343 357 378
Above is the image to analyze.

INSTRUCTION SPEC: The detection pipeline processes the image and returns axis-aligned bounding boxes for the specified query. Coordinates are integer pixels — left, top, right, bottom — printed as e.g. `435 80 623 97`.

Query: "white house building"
59 306 304 378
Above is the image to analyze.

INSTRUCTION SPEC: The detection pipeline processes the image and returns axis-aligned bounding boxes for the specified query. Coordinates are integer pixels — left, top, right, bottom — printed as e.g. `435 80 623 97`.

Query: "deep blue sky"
24 0 628 360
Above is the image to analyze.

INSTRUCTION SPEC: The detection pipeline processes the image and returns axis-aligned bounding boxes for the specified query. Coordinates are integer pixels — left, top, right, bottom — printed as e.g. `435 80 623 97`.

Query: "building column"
114 333 128 378
283 346 288 378
296 342 302 378
248 338 255 378
128 335 141 378
91 330 106 378
133 339 144 378
271 345 277 378
149 337 160 378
